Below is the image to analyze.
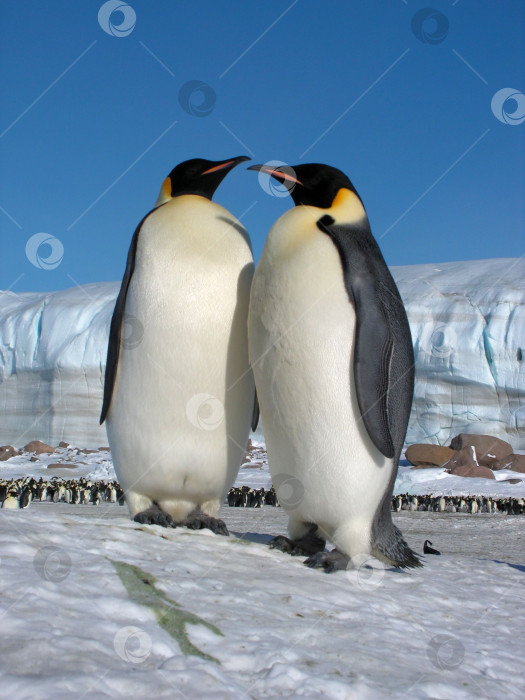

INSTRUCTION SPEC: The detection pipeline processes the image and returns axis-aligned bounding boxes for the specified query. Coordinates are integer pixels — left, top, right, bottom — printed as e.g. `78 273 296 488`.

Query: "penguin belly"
249 213 392 558
106 197 254 521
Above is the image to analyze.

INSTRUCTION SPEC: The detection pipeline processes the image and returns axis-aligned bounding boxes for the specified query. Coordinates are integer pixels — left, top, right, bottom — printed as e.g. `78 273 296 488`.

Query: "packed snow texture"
0 503 523 699
0 258 523 448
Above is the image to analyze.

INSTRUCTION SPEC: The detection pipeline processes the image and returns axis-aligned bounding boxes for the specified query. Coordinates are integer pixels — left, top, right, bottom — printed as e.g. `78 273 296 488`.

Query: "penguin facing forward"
247 162 420 571
101 156 258 534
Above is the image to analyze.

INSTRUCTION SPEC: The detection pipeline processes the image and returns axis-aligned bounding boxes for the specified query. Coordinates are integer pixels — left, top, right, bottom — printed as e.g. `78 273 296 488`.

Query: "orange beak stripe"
201 160 236 175
260 168 302 185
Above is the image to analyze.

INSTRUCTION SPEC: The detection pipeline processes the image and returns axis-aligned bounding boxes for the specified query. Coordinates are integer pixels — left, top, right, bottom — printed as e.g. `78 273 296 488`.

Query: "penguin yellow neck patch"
154 177 172 208
330 188 366 223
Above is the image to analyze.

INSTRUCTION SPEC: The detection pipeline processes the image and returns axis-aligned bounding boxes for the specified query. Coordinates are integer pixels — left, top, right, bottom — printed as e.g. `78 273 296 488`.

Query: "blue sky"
1 1 524 293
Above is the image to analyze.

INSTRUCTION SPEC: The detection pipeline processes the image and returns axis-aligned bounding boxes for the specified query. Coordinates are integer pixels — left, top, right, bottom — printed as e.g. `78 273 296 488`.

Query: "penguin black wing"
100 213 149 425
317 215 414 459
251 390 260 432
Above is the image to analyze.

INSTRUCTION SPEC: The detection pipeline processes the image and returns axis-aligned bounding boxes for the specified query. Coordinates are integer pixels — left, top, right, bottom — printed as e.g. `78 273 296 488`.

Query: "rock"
30 456 39 462
0 445 17 461
405 444 455 467
449 463 496 479
505 479 522 485
98 447 111 452
449 433 512 467
79 449 97 455
46 463 78 469
58 441 70 448
496 454 525 473
24 440 55 455
444 445 496 479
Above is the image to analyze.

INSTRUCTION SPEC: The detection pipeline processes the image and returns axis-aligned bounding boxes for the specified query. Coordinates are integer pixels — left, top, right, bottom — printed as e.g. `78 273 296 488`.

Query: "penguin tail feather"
372 524 422 569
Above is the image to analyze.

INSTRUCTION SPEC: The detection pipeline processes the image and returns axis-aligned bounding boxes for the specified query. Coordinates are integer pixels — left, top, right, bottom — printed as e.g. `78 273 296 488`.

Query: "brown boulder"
24 440 55 455
405 444 455 467
449 463 496 479
58 441 70 448
449 434 512 467
444 445 495 479
47 463 78 469
0 445 17 461
495 454 525 473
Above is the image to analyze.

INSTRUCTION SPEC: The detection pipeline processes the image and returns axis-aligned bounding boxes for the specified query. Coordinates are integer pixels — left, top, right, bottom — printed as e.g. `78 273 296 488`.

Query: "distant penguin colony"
0 477 125 508
100 157 258 535
247 163 420 572
1 479 522 515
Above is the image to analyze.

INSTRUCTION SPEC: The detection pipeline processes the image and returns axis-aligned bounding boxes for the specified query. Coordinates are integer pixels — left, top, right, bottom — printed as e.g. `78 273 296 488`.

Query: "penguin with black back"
247 162 420 571
101 157 258 534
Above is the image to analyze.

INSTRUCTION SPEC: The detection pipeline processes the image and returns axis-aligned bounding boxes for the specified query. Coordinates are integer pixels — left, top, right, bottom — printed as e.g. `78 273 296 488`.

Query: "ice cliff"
0 259 523 449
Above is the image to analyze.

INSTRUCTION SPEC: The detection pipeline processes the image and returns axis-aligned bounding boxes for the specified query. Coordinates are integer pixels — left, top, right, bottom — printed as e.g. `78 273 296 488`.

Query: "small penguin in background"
247 162 420 571
423 540 441 555
101 157 258 534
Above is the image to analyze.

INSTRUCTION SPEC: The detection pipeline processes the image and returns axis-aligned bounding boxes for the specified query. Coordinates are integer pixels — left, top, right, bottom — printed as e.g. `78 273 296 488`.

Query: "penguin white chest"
249 209 391 535
107 197 254 506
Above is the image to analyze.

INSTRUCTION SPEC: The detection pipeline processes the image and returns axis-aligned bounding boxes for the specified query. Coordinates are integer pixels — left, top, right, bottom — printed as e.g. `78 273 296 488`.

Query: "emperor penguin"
100 156 258 534
247 162 420 570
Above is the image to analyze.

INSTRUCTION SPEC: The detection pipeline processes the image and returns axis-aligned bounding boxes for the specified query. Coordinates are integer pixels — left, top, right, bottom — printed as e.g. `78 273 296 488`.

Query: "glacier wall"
0 259 523 449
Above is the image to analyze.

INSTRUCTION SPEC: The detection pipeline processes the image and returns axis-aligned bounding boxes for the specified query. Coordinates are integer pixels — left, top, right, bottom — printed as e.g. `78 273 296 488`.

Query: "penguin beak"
201 156 250 176
247 164 303 186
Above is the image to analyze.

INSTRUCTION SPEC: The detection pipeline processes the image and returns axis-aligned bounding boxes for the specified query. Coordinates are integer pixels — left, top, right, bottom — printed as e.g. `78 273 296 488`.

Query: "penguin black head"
156 156 250 206
248 162 362 209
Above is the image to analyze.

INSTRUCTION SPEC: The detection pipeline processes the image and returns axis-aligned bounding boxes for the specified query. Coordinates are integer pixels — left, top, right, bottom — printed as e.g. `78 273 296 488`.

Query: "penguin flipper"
317 216 414 459
100 219 144 424
251 390 260 432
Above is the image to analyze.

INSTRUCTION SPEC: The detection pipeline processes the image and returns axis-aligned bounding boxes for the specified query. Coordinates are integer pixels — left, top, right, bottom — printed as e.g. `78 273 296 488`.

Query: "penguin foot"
133 504 177 528
304 550 350 573
181 510 229 536
269 532 326 557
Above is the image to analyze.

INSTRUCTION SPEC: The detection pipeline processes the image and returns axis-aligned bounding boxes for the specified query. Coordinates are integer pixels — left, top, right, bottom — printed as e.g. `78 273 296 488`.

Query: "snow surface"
0 502 523 699
1 258 524 448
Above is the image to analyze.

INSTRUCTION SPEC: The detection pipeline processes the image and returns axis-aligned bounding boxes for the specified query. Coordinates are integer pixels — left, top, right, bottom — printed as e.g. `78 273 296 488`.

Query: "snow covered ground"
1 257 524 449
0 502 523 699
